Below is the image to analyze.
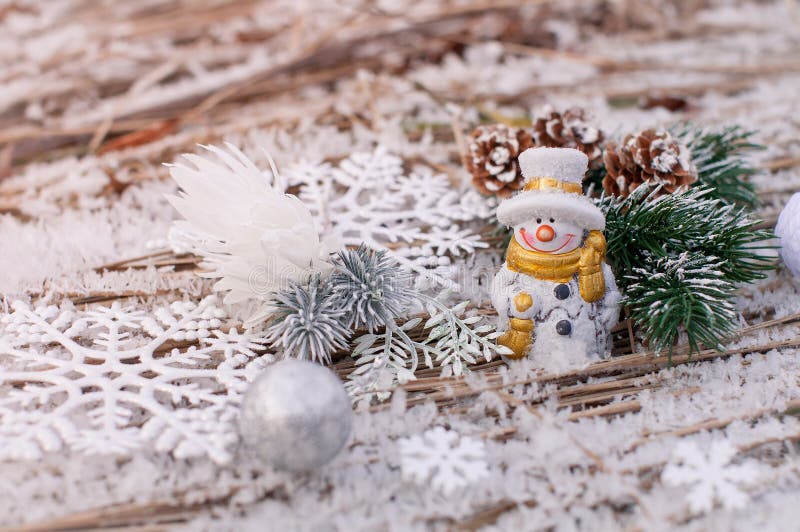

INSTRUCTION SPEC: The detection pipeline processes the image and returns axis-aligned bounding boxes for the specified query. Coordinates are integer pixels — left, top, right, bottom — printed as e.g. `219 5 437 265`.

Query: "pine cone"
466 124 533 197
530 106 605 169
602 129 698 198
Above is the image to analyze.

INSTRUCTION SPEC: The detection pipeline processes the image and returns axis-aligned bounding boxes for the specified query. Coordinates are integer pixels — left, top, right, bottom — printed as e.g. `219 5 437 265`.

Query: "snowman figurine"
491 147 620 364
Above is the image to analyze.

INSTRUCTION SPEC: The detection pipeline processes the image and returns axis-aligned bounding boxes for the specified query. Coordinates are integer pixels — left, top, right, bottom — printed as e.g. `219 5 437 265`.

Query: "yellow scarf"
505 230 607 303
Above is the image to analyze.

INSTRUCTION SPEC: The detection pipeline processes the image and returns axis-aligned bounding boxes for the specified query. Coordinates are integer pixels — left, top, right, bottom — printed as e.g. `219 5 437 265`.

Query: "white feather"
166 143 338 324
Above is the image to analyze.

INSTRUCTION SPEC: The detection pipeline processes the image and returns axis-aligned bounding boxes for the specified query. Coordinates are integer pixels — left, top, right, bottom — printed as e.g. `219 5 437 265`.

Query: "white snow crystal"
398 426 489 495
661 439 762 514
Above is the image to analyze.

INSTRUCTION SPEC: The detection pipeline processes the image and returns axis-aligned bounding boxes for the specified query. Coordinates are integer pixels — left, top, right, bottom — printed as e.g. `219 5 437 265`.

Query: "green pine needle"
598 185 775 359
624 253 738 356
674 124 761 208
583 165 606 195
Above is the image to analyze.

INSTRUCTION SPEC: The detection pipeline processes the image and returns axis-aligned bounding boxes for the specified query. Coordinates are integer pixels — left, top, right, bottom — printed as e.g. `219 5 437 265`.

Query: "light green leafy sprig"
346 297 510 401
419 296 509 377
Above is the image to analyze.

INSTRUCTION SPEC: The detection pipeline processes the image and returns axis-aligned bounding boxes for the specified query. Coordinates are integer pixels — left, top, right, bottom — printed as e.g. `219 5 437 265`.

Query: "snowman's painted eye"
536 218 542 224
549 218 555 223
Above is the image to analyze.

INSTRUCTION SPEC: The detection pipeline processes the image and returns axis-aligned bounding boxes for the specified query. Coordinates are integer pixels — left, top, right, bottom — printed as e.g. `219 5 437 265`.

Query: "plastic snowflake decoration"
398 426 489 495
661 439 761 514
286 147 492 288
0 296 271 464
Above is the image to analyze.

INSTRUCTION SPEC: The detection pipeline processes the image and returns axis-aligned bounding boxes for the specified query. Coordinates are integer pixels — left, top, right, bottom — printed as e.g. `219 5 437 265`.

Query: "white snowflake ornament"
0 296 269 464
662 439 761 514
286 147 491 288
775 192 800 277
398 426 489 495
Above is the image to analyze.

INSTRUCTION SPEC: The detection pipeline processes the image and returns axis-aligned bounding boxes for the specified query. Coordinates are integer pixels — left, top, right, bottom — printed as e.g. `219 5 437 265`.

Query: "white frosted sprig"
330 244 413 333
346 295 510 401
345 318 423 403
166 143 339 326
418 295 511 377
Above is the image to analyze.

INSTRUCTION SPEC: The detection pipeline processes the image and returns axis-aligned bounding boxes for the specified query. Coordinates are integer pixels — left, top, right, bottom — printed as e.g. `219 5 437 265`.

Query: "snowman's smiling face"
514 217 582 254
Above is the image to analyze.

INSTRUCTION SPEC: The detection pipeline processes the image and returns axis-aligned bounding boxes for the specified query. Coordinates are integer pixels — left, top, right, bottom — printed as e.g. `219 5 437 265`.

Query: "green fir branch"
601 185 775 292
599 185 775 358
624 253 738 355
673 124 761 208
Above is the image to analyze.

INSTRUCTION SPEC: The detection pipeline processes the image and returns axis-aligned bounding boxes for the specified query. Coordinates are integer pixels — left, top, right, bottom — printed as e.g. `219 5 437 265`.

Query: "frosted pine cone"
530 106 605 169
466 124 533 197
602 129 698 198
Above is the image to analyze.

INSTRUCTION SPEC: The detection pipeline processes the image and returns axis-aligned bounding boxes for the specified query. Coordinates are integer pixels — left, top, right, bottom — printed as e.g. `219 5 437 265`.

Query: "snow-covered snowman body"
491 147 620 365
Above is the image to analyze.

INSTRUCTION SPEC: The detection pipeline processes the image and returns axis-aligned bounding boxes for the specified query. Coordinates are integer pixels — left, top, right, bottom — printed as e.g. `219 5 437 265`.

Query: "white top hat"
496 147 605 230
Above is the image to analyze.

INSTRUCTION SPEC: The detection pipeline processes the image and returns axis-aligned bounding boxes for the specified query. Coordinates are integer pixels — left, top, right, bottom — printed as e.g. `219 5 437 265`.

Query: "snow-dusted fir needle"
599 185 774 357
265 276 350 365
330 244 413 332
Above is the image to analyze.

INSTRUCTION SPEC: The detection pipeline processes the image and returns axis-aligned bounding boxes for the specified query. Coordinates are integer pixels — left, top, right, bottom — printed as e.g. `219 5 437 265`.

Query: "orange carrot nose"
536 225 555 242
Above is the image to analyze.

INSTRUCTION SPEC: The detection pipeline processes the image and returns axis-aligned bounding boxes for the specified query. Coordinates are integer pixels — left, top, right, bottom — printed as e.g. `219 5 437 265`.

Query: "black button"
556 320 572 336
554 284 570 300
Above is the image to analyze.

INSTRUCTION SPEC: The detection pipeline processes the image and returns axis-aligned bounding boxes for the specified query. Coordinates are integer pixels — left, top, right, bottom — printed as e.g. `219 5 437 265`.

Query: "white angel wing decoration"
167 143 339 325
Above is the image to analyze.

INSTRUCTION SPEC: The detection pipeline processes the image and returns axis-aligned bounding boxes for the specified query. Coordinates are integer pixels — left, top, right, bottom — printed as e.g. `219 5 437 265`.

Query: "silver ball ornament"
776 192 800 277
239 359 353 472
